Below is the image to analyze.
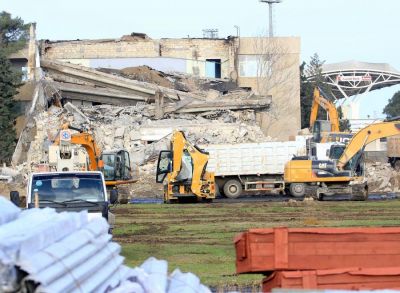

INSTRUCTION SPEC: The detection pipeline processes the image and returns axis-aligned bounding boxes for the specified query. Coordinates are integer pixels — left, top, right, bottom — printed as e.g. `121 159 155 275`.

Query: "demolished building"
10 26 285 189
40 33 301 139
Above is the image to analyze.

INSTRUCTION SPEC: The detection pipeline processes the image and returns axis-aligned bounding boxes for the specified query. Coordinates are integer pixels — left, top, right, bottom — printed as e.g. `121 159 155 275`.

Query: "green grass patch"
112 200 400 287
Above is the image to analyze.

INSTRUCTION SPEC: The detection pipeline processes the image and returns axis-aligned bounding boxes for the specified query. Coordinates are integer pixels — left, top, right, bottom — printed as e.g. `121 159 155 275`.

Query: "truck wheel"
289 183 305 197
223 180 243 199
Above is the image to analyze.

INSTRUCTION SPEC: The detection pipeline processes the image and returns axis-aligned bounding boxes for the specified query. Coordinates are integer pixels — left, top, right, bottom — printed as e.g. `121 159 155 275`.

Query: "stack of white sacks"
0 197 210 293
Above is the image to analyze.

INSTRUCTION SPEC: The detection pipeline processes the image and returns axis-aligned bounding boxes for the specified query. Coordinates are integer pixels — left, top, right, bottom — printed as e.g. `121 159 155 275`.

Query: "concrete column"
27 23 37 81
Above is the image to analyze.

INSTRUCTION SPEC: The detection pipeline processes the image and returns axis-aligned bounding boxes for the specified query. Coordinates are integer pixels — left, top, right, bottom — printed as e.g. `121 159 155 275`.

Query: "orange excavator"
53 123 135 188
309 87 352 143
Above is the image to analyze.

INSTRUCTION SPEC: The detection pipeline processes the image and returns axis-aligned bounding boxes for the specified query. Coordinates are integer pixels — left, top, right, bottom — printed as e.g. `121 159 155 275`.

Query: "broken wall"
42 37 236 80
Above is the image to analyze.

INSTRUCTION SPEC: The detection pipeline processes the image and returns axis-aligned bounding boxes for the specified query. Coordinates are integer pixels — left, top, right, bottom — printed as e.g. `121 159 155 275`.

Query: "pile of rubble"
98 65 238 93
365 162 400 193
25 102 271 170
17 100 271 199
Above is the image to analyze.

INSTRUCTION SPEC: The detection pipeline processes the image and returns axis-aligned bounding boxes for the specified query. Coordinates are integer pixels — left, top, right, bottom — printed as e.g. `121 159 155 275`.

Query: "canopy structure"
308 60 400 100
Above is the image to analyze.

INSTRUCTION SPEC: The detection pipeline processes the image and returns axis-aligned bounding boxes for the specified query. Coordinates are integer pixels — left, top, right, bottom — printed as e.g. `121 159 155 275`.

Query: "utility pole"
259 0 282 37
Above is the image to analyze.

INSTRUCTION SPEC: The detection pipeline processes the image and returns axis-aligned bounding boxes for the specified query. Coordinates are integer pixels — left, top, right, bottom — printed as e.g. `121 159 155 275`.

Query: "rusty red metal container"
262 267 400 291
235 227 400 274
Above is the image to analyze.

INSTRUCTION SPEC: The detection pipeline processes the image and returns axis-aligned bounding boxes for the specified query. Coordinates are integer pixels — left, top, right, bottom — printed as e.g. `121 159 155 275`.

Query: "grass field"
112 199 400 289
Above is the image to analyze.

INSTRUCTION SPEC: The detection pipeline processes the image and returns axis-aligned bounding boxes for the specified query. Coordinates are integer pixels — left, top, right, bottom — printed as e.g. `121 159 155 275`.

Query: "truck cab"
11 171 118 230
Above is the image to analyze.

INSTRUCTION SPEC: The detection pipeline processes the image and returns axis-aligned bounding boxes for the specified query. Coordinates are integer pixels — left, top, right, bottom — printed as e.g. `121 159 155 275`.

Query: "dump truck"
201 137 307 198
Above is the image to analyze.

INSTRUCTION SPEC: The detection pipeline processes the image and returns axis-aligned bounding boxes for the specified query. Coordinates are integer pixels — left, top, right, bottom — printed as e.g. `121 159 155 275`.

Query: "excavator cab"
101 150 132 182
312 120 331 143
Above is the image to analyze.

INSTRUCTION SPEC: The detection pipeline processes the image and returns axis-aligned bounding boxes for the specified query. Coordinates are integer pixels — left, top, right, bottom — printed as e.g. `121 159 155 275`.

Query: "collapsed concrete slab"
41 59 271 115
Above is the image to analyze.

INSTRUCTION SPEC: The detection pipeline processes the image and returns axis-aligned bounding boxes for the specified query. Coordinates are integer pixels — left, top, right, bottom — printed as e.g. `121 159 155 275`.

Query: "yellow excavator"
285 120 400 200
156 131 216 203
53 123 135 189
309 87 352 143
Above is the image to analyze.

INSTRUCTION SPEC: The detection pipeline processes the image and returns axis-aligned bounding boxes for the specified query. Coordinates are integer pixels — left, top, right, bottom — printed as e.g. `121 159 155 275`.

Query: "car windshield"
31 174 105 203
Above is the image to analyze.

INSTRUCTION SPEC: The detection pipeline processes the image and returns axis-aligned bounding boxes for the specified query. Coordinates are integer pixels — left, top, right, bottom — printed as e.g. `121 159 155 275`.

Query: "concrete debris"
0 201 210 292
98 65 238 94
41 59 271 112
365 162 400 193
5 96 272 201
21 101 272 174
63 101 90 124
98 66 174 89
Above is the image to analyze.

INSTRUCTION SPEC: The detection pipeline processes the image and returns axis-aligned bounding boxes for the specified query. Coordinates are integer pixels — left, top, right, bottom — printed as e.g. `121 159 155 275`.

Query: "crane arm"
170 131 209 196
337 121 400 169
309 87 340 132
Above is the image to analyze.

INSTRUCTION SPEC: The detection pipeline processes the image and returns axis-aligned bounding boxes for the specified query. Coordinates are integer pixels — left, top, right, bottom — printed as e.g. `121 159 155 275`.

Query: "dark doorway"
206 59 221 78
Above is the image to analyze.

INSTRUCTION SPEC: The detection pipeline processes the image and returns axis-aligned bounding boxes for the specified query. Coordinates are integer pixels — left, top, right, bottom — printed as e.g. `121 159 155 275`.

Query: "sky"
3 0 400 119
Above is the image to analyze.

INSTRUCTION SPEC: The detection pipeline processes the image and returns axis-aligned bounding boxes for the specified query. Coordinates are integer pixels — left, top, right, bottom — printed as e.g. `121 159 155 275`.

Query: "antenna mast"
259 0 282 37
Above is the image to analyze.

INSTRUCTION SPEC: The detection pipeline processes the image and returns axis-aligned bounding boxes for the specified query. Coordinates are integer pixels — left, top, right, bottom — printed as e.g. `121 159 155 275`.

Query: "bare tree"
251 37 299 135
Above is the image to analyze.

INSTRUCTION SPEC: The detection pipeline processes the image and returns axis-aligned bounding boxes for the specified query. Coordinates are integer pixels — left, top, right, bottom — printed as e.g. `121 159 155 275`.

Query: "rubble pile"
25 102 271 171
16 96 272 198
98 66 175 89
365 162 400 193
98 65 238 94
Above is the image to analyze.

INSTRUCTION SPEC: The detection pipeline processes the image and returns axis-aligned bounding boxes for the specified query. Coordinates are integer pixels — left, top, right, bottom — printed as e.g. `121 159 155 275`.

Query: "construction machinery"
309 87 352 143
386 117 400 170
284 120 400 200
52 123 135 189
156 131 216 203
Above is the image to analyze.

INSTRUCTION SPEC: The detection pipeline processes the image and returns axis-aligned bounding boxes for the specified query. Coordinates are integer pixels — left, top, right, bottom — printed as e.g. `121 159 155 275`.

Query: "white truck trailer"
202 137 307 198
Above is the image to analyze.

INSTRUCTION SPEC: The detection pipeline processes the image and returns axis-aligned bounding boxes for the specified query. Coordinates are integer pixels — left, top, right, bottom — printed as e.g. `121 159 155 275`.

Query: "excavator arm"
337 121 400 169
53 124 102 171
169 131 210 196
69 133 102 171
309 87 340 132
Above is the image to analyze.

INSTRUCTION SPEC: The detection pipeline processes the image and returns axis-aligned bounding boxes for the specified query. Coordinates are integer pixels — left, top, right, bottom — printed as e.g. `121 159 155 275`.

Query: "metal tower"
260 0 282 37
